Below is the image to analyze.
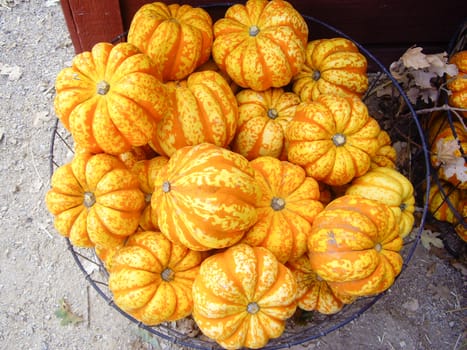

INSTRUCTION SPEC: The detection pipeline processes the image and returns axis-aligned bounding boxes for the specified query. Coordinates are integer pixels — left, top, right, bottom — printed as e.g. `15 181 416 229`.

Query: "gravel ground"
0 1 465 350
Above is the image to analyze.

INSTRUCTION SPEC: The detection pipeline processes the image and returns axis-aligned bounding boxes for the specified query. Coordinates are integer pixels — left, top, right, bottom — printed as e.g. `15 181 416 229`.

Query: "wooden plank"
60 0 125 53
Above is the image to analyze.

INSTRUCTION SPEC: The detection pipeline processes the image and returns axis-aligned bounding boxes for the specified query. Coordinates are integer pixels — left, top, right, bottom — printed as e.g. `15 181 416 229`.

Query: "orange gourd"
447 50 467 115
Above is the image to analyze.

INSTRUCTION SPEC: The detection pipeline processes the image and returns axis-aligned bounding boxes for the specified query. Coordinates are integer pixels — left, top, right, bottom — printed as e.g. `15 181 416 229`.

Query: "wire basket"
48 4 431 349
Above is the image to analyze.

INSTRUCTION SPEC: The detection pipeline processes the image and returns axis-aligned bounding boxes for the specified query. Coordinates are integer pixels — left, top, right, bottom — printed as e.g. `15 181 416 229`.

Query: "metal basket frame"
48 4 431 349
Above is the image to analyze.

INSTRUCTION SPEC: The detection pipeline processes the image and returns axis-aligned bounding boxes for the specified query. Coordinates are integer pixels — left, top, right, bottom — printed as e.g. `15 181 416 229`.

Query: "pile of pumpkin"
45 1 419 348
426 50 467 243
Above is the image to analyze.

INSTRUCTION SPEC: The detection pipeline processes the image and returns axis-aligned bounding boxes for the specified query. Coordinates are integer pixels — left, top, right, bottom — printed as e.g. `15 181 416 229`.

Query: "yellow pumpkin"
150 70 238 157
127 2 213 81
426 179 461 224
345 167 416 238
192 243 297 349
293 37 369 102
45 152 145 248
152 143 261 251
371 130 397 169
232 88 301 160
286 254 355 314
447 50 467 115
109 231 205 325
212 0 308 91
308 195 403 297
54 42 168 155
241 156 324 263
131 156 169 231
286 94 381 186
454 195 467 242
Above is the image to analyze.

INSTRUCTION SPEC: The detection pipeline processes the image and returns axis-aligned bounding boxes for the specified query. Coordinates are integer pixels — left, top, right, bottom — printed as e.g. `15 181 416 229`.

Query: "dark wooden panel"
60 0 467 69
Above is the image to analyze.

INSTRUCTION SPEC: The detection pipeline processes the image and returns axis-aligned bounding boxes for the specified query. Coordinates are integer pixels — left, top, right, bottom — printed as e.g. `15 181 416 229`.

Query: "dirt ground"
0 1 465 349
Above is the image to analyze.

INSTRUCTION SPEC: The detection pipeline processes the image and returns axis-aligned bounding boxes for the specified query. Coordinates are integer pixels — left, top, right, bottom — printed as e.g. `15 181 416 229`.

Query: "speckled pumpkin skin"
212 0 308 91
346 167 415 238
192 243 297 349
286 254 355 314
152 143 262 251
286 94 381 186
292 37 369 102
308 195 403 297
447 50 467 114
45 152 145 248
426 179 461 224
150 70 238 157
241 156 324 263
108 231 205 325
371 130 397 169
127 2 213 81
131 156 169 231
54 42 168 155
232 88 301 160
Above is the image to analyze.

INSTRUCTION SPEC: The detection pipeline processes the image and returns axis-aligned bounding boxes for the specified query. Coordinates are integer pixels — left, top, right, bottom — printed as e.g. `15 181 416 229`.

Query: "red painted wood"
59 0 466 68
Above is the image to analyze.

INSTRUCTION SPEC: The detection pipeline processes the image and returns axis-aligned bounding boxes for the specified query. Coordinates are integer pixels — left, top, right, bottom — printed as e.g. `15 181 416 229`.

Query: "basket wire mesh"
48 4 431 349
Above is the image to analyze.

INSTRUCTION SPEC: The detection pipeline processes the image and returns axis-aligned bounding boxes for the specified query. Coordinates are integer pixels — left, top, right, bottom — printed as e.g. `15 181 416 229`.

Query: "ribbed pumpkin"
45 152 145 248
54 42 168 155
127 2 213 81
286 254 355 314
212 0 308 91
345 167 415 238
152 143 261 251
192 243 297 349
118 145 158 170
241 156 324 263
431 121 467 189
292 37 368 102
426 179 461 224
150 70 238 157
232 88 301 160
286 94 381 186
371 130 397 169
131 156 169 231
447 50 467 115
308 195 403 297
109 231 205 325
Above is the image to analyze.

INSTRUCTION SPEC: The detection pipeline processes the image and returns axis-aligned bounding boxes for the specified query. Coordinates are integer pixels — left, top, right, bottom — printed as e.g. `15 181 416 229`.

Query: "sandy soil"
0 1 465 350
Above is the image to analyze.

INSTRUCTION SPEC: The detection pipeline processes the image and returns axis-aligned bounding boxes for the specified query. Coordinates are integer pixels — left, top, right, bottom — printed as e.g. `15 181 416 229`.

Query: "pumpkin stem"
332 133 346 146
162 181 171 193
267 108 279 120
271 197 286 211
375 243 382 252
400 203 407 212
145 193 152 204
247 302 260 314
312 70 321 81
83 192 96 208
161 267 175 282
96 80 110 95
249 25 260 37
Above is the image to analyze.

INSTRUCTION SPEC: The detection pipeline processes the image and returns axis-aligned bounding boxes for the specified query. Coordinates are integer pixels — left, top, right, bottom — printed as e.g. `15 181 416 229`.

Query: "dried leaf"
401 47 431 70
426 52 458 77
420 230 444 250
54 298 83 326
412 70 437 89
0 63 22 81
434 138 467 183
402 298 419 312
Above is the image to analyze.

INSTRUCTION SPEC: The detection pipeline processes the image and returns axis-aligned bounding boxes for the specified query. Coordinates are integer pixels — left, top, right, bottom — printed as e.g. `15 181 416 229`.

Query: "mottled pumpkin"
241 157 324 263
232 88 301 160
286 94 381 186
286 254 355 314
118 145 158 170
127 2 213 81
212 0 308 91
152 143 261 251
45 152 145 248
371 130 397 169
192 243 297 349
54 42 168 155
292 37 368 102
447 50 467 115
346 167 415 238
426 179 461 224
131 156 169 230
150 70 238 157
431 121 467 189
109 231 205 325
308 195 403 297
